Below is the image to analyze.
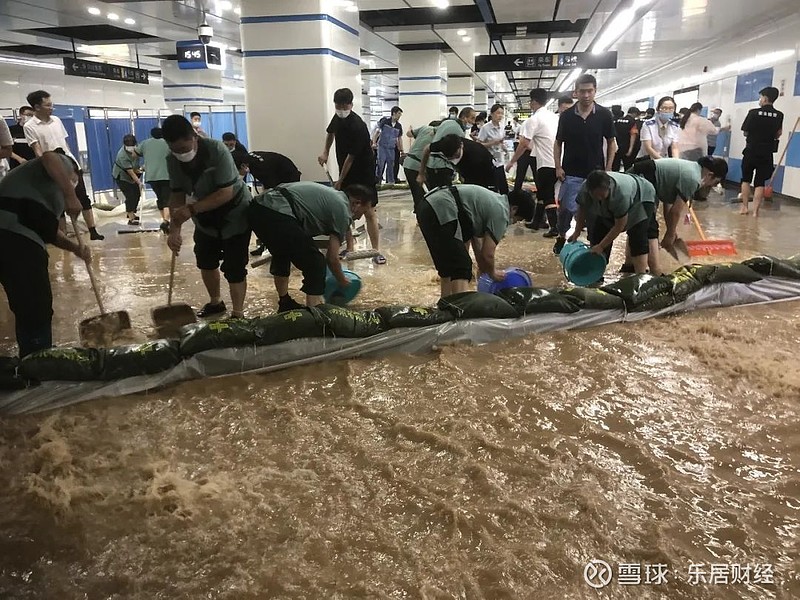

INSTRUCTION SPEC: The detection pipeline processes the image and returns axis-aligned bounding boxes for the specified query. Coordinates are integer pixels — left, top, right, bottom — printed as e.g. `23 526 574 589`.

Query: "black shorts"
149 180 172 210
535 167 557 203
741 151 774 188
193 229 249 283
627 159 657 191
417 200 472 282
248 203 326 295
589 202 656 259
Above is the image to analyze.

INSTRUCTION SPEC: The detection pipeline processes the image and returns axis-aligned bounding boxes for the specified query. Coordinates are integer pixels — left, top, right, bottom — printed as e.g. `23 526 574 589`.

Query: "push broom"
685 205 737 257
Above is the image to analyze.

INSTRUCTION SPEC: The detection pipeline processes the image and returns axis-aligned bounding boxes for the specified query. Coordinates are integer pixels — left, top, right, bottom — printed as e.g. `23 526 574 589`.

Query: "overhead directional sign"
63 57 149 85
475 51 617 73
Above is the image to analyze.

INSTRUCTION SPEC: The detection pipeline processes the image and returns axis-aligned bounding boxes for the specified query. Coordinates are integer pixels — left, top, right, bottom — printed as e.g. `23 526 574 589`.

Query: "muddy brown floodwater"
0 189 798 599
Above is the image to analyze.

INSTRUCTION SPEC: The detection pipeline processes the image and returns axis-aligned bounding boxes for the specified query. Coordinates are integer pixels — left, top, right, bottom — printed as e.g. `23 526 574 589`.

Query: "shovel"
73 218 132 345
151 253 197 338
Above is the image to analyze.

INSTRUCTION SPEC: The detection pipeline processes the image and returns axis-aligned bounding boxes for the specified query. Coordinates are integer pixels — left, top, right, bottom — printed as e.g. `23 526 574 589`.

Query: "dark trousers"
118 179 140 213
0 232 53 357
394 148 402 181
404 168 426 212
513 150 536 192
612 150 636 172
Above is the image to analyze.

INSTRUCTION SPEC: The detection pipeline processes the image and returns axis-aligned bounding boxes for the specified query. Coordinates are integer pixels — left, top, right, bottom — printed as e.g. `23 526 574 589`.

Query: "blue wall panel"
234 111 248 148
783 130 800 168
134 117 159 143
735 68 774 104
726 157 742 183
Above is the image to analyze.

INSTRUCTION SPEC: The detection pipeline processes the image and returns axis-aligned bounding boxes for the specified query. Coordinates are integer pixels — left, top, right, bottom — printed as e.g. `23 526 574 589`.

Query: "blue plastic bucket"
559 241 607 286
477 267 532 294
324 269 362 306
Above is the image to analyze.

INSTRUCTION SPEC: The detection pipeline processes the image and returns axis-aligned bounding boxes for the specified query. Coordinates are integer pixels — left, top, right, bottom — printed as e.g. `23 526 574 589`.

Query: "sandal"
372 253 387 265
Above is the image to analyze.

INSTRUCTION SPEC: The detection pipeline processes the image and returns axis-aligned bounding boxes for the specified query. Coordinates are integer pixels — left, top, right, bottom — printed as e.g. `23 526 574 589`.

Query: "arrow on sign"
514 58 523 67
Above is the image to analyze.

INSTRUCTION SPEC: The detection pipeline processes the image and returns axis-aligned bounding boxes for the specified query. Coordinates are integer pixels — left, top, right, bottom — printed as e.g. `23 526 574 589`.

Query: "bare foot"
752 210 759 218
739 208 749 215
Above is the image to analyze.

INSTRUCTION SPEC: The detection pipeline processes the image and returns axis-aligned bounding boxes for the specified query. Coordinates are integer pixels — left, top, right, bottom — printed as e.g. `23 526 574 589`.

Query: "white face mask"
335 110 351 119
125 145 136 152
192 120 201 128
172 148 197 163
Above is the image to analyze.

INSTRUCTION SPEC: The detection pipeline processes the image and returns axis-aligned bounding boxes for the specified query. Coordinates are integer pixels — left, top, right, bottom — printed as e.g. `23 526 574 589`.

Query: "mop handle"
70 216 106 314
687 205 707 241
167 252 177 306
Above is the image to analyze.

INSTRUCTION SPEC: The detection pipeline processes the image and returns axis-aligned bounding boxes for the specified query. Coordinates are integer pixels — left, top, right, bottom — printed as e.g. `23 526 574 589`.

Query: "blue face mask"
657 112 672 123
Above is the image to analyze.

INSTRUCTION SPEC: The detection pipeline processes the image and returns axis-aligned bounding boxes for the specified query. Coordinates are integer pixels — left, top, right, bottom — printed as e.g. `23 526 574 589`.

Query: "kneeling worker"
162 115 252 319
0 152 91 356
248 182 375 312
417 184 534 298
568 170 658 276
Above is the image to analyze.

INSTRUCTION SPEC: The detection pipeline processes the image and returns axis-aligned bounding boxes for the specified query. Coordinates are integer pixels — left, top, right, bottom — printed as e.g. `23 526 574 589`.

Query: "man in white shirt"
24 90 103 240
506 88 560 234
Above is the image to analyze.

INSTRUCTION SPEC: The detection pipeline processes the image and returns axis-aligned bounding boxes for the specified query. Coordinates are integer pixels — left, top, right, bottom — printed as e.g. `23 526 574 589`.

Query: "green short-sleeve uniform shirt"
112 147 139 184
424 184 511 243
654 158 702 205
428 119 465 170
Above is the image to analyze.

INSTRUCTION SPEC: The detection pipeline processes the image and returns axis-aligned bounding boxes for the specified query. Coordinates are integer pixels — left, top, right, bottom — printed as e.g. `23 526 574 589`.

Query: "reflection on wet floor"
0 187 798 598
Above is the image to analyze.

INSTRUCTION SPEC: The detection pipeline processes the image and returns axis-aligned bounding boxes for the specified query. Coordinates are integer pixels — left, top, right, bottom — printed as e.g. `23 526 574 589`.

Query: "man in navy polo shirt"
552 74 617 254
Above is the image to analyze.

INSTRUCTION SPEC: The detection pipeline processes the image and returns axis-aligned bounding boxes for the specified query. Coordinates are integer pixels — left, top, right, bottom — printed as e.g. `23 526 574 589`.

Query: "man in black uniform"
433 134 509 193
222 132 249 175
740 86 783 217
318 88 384 264
613 106 640 171
239 150 303 257
8 106 35 169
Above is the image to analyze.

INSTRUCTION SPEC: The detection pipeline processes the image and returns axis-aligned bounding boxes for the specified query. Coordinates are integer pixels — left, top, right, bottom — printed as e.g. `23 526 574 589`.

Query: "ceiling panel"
490 0 558 24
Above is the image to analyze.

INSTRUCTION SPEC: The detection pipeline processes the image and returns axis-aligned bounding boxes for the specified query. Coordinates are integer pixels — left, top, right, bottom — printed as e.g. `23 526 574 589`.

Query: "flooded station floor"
0 188 798 599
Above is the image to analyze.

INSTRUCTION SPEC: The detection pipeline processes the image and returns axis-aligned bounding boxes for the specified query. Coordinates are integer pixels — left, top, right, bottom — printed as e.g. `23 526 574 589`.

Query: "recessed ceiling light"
462 36 471 42
87 7 101 15
124 18 135 25
433 0 449 8
457 29 466 36
3 80 18 85
219 0 233 10
107 13 119 21
234 7 241 15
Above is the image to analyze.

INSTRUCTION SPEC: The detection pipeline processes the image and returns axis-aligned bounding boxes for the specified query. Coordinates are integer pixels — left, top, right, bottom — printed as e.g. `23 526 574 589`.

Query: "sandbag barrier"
3 256 800 391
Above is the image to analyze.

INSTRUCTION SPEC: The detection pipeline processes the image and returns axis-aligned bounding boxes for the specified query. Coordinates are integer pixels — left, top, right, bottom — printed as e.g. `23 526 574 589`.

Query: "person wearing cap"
135 127 173 232
739 86 783 217
417 184 534 298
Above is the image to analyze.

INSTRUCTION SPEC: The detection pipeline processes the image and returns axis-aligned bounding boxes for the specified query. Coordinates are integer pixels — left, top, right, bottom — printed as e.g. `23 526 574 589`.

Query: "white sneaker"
714 184 723 194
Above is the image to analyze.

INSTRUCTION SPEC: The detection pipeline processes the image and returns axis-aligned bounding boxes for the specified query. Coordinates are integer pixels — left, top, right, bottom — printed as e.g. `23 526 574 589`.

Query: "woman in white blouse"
678 102 724 161
477 103 507 165
638 96 680 160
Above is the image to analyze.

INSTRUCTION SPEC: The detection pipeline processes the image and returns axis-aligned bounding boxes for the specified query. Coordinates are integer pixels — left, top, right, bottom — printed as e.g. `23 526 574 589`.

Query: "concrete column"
446 76 474 111
240 0 361 182
398 50 447 131
161 60 223 110
474 88 488 113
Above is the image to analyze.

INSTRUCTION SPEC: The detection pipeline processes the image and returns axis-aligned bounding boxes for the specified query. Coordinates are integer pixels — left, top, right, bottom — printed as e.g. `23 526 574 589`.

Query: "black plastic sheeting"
1 269 800 415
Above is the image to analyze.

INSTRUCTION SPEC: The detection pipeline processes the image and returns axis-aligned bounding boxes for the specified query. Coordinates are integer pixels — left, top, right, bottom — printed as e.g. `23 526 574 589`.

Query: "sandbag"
438 292 519 319
20 347 103 382
251 308 330 346
316 305 386 338
601 275 675 311
556 286 625 310
742 256 800 280
101 340 182 381
375 306 455 328
179 319 260 356
669 265 709 299
0 356 26 390
498 287 580 316
705 262 762 285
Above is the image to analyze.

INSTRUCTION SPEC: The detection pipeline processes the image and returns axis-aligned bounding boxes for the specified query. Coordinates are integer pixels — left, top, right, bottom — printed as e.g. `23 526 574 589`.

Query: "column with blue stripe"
161 60 224 108
240 0 360 183
447 76 474 111
398 50 448 131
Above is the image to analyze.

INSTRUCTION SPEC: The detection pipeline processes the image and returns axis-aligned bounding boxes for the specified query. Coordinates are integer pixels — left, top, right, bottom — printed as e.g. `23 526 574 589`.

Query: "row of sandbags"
8 256 800 383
